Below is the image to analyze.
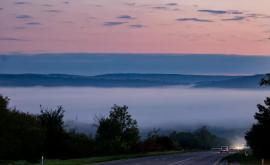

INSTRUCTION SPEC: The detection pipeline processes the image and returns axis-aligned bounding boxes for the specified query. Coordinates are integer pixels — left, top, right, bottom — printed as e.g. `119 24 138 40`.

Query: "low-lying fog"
1 86 268 131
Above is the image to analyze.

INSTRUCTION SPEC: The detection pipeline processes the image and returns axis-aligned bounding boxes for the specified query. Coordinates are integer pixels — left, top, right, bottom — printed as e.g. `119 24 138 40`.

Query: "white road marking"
167 157 195 165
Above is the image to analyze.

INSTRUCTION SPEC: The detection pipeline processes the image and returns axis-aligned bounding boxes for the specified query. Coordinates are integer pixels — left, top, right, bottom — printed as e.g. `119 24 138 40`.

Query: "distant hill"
94 73 239 84
0 73 268 89
194 74 266 89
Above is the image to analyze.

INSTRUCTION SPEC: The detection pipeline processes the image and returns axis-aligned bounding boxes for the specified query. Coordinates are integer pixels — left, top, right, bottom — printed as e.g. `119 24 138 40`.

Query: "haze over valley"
1 54 269 140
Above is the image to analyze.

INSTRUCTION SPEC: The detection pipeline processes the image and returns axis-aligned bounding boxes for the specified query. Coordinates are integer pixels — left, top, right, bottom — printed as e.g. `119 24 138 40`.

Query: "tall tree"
39 106 68 158
246 74 270 158
245 97 270 158
95 105 139 153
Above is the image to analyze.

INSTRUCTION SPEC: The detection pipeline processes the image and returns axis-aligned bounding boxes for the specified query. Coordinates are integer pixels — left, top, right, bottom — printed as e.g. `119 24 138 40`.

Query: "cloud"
13 26 28 30
230 11 243 15
222 16 245 21
14 1 31 5
0 8 3 10
45 9 62 13
16 14 32 19
129 24 145 28
124 2 136 7
247 13 270 19
176 18 214 22
117 15 135 19
26 22 41 25
0 37 28 41
198 9 243 15
152 4 180 11
198 10 227 14
166 3 178 6
41 4 53 7
152 6 168 10
103 21 127 26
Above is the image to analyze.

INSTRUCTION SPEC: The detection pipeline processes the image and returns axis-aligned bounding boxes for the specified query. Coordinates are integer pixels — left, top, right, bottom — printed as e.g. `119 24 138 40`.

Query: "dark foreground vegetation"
224 152 270 165
0 95 229 163
245 74 270 159
1 151 183 165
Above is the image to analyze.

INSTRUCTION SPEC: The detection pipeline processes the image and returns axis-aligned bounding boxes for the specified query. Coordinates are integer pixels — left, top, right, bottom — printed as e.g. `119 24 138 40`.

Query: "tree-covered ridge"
0 73 269 89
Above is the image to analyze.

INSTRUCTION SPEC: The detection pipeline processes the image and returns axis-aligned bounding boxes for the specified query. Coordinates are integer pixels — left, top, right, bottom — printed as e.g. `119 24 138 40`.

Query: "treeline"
0 95 229 162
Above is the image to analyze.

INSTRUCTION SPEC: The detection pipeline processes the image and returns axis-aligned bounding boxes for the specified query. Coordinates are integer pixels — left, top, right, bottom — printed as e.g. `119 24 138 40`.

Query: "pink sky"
0 0 270 55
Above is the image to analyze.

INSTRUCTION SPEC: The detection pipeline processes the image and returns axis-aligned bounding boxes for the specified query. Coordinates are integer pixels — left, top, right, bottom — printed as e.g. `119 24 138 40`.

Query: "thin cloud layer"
0 37 28 41
26 22 41 25
14 1 31 5
124 2 136 7
176 18 213 22
16 15 32 19
117 15 135 19
129 24 145 28
41 4 53 7
198 9 244 15
152 6 168 10
166 3 178 6
222 16 245 21
45 9 62 13
198 10 227 14
247 13 270 19
103 21 127 26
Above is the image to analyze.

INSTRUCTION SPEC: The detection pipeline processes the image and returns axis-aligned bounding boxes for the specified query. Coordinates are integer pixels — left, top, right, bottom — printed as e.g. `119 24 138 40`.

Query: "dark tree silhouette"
170 126 229 150
0 95 44 161
245 74 270 159
95 105 139 153
245 97 270 158
142 129 175 152
260 73 270 86
39 106 68 158
0 95 9 110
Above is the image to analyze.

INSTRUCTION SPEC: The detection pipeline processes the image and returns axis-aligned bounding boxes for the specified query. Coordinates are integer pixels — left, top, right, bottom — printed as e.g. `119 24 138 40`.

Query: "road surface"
94 151 228 165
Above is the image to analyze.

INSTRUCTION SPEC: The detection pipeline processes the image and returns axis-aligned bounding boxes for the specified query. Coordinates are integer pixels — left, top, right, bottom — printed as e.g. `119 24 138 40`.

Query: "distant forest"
0 73 268 89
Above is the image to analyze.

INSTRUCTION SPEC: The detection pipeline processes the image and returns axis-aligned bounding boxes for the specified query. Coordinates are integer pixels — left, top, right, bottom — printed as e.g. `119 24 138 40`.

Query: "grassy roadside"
223 152 270 165
2 150 185 165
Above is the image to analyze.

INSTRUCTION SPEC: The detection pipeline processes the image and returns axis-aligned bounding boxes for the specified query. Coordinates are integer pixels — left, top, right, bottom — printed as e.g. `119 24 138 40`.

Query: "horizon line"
1 52 270 57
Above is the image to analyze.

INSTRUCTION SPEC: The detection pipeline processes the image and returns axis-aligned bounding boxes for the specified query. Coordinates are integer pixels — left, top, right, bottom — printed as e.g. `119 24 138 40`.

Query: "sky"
0 0 270 55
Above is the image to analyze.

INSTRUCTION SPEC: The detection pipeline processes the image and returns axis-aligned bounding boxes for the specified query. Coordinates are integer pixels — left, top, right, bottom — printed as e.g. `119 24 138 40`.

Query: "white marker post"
41 156 44 165
261 158 264 165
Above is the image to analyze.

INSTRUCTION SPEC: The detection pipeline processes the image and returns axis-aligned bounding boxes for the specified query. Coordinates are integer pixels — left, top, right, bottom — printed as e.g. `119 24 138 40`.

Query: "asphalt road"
94 151 228 165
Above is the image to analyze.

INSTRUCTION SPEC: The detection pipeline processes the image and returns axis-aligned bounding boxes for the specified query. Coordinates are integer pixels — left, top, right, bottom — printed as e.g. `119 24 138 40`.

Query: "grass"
2 151 183 165
223 152 270 165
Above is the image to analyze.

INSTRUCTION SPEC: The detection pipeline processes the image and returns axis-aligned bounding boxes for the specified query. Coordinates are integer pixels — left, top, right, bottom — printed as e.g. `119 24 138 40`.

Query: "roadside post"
261 158 264 165
41 156 44 165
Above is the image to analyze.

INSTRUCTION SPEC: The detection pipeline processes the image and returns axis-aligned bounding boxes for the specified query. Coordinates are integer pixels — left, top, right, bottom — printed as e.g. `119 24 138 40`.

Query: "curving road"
94 151 228 165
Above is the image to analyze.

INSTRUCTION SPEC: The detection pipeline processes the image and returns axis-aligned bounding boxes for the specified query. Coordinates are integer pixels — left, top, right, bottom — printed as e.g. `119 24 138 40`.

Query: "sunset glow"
0 0 270 55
